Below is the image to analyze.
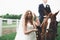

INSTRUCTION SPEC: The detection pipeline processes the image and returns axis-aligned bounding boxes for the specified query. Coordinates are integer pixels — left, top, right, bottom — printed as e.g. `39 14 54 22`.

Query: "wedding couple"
14 0 51 40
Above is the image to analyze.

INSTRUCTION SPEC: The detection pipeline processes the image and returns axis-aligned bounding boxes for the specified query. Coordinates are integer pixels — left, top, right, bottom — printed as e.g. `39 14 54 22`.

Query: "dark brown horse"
40 10 60 40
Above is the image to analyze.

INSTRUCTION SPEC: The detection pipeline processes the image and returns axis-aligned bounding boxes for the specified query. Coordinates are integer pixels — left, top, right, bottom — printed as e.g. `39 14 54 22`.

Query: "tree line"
0 13 22 19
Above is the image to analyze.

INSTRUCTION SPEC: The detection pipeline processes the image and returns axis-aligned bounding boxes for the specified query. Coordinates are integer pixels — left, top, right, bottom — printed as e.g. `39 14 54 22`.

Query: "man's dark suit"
38 4 51 23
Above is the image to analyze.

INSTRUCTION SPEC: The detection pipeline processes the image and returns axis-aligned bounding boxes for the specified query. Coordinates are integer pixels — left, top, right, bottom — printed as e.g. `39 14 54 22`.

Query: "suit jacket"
38 4 51 23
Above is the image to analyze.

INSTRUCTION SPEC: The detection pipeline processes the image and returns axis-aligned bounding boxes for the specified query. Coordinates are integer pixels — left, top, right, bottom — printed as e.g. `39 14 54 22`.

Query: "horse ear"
54 10 60 16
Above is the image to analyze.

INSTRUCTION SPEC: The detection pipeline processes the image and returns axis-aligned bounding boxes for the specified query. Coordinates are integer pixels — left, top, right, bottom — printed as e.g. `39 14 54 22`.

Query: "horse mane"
41 10 60 34
40 10 60 40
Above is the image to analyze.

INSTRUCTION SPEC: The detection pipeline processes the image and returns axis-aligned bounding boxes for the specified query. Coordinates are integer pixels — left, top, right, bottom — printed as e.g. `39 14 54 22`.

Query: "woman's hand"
32 29 38 32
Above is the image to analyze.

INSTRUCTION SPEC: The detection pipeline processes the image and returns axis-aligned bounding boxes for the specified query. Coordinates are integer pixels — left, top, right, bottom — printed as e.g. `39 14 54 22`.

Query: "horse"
40 10 60 40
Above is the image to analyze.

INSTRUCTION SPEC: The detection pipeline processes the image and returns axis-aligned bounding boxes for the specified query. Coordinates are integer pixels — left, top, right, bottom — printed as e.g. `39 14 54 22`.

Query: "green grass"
0 22 60 40
0 22 16 40
55 23 60 40
0 33 16 40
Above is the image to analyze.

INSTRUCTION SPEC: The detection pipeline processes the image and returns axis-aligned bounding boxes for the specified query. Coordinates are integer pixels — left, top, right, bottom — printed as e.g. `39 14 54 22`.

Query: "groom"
38 0 51 33
38 0 51 24
37 0 51 40
38 0 58 38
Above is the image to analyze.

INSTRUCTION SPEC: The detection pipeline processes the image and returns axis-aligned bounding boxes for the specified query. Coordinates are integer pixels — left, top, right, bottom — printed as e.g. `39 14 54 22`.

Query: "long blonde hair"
24 10 33 26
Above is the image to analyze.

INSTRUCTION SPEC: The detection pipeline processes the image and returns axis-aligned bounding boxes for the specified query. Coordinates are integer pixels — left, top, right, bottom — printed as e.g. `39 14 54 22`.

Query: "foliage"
1 13 22 19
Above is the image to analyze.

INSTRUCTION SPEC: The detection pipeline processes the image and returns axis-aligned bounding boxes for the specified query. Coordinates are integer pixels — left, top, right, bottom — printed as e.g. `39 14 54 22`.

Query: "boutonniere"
46 5 49 7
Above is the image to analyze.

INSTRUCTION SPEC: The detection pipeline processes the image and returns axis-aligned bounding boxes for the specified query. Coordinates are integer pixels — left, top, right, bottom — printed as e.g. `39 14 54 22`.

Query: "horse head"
41 10 60 34
41 10 60 40
48 11 59 20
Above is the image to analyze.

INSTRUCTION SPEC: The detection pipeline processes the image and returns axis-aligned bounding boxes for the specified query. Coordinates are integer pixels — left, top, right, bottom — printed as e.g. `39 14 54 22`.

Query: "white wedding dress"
14 14 36 40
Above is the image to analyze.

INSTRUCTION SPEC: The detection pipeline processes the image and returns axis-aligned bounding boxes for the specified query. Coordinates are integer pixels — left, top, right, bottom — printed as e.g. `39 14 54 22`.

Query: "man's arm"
38 4 45 16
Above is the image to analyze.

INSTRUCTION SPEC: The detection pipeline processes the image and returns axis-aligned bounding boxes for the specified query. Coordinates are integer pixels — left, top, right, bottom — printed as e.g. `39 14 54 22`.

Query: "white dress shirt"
43 3 47 8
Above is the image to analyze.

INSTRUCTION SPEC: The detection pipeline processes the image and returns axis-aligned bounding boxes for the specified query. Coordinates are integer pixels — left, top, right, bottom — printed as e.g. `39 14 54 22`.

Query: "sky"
0 0 60 21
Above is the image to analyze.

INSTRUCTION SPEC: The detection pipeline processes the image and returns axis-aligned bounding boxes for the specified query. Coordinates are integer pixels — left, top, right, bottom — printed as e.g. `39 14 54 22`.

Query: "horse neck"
41 17 48 33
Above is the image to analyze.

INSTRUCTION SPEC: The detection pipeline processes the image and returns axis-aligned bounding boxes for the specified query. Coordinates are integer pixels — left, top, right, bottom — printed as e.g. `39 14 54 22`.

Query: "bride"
14 10 37 40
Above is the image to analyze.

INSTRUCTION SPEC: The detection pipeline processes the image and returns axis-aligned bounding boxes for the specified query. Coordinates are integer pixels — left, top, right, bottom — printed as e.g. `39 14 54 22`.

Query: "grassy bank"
0 22 60 40
0 33 16 40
